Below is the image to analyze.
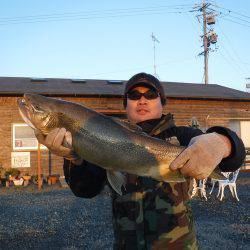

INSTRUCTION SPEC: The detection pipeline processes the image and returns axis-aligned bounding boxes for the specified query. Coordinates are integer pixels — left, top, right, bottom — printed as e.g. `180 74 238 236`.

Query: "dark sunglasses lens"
127 89 159 100
127 90 142 100
144 90 159 99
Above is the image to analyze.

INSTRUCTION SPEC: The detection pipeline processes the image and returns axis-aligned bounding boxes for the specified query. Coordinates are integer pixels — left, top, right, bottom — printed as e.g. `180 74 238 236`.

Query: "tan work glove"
35 128 83 165
169 132 231 179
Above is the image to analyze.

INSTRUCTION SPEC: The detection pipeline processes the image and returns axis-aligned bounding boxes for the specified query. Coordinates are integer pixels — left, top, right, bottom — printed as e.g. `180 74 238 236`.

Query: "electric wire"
0 11 191 26
185 12 201 38
218 17 250 28
218 50 246 79
0 5 193 26
209 3 250 28
211 3 250 20
0 4 194 21
217 20 250 73
219 42 247 76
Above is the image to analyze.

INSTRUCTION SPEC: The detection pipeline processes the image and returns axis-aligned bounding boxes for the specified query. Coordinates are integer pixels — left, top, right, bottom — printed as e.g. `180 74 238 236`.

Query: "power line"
0 5 193 25
185 12 201 38
226 14 250 24
218 50 246 78
0 4 193 21
218 16 250 28
219 42 247 76
216 20 250 72
0 11 191 26
209 3 250 28
211 3 250 20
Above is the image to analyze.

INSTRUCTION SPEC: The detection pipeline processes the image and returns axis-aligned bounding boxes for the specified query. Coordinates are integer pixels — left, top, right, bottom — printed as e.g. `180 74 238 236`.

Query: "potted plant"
31 174 38 184
47 174 59 185
0 165 6 187
5 168 20 186
5 168 20 179
22 173 31 186
23 173 31 181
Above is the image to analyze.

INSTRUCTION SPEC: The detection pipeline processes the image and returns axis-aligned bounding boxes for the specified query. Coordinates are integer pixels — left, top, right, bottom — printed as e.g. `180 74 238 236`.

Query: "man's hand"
169 132 232 179
35 128 83 165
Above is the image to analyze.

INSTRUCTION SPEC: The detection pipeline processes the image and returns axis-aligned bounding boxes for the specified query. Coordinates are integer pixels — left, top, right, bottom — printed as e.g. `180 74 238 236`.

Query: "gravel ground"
0 172 249 250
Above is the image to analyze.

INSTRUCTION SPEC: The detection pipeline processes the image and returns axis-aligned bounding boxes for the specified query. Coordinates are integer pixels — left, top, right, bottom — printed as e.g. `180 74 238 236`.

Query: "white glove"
35 128 83 165
169 132 231 179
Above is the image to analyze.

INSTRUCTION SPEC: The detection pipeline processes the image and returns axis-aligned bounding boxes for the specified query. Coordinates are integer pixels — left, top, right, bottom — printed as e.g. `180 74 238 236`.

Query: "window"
240 121 250 148
71 79 86 84
30 78 48 83
12 124 47 150
106 80 123 85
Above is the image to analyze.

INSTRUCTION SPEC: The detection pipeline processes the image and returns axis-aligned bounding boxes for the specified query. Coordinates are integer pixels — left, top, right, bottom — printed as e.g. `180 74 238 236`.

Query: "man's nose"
138 95 148 104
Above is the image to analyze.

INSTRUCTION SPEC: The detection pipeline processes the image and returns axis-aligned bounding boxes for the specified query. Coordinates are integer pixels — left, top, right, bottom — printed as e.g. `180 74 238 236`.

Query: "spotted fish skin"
18 93 186 182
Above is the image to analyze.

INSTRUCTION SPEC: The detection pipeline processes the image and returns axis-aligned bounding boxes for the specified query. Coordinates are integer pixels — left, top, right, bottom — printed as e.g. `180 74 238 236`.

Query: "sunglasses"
127 89 159 100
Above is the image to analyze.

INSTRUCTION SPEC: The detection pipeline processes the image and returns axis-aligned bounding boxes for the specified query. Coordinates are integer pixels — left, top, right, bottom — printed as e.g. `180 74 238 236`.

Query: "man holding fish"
33 73 245 249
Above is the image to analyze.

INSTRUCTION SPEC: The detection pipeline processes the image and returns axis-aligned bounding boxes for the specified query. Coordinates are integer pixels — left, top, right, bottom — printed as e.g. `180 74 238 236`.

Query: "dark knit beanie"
123 72 166 107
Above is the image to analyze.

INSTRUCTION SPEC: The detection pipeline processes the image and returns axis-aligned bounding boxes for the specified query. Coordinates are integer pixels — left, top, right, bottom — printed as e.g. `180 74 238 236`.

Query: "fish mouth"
17 95 37 129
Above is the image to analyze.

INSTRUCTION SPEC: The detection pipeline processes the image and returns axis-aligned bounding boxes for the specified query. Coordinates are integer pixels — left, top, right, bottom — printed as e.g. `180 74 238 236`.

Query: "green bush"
31 175 38 184
5 168 21 179
0 166 5 179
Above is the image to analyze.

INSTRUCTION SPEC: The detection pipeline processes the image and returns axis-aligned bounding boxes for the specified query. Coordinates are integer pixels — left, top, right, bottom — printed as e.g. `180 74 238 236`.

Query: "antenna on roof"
151 33 160 78
246 78 250 93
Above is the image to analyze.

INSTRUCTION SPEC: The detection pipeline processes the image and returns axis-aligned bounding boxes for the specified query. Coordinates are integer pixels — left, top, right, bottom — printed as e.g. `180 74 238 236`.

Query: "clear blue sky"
0 0 249 91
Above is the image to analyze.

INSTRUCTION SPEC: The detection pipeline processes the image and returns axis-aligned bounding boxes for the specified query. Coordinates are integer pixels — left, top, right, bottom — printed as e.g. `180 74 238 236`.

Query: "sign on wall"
11 152 30 168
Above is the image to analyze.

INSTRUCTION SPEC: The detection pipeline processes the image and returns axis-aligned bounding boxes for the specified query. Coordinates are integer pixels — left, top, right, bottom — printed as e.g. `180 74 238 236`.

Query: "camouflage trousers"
112 182 198 250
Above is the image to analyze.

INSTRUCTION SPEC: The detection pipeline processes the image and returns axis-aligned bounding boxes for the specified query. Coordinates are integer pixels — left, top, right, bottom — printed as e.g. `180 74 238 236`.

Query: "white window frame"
240 121 250 148
12 123 47 151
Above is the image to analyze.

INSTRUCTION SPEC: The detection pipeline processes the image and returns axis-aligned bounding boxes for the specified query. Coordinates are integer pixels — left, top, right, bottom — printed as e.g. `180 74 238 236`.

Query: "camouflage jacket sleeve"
63 158 106 198
166 125 245 172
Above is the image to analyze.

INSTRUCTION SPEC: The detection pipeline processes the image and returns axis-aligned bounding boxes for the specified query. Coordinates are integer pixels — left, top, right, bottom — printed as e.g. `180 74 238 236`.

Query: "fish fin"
111 117 142 133
209 167 227 180
107 171 126 196
157 163 186 182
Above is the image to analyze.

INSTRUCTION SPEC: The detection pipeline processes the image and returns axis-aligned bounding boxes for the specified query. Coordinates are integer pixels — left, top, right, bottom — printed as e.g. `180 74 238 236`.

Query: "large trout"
18 94 224 194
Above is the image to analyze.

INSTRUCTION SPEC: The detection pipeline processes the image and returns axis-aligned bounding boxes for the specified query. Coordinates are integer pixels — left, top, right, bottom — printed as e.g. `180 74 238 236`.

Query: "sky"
0 0 250 91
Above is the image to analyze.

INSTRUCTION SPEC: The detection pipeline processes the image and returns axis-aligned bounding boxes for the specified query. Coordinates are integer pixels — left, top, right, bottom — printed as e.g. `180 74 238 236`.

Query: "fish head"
18 93 61 134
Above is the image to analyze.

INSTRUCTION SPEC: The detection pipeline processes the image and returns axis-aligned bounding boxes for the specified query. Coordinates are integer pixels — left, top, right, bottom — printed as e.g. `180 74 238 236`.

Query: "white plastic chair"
197 179 208 201
210 170 240 201
13 177 24 186
209 172 231 195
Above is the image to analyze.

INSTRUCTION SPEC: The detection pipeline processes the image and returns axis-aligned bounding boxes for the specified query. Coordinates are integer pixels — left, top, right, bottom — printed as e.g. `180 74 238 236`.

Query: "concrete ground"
0 172 249 250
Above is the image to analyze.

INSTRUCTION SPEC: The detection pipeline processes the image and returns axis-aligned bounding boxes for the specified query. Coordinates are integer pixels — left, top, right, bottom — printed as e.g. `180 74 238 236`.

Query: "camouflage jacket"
112 115 200 250
64 115 245 250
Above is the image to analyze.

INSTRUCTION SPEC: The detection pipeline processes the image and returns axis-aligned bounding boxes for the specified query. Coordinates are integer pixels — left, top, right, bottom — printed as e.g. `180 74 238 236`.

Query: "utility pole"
202 1 209 84
37 142 42 190
151 33 160 77
194 1 218 84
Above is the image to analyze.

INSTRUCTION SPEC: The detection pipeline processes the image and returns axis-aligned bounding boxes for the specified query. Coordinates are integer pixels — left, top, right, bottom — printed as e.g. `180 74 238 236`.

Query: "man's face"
126 86 163 123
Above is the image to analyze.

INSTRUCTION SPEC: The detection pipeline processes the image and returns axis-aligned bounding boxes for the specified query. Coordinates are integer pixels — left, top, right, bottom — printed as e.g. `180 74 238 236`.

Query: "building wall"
1 96 250 177
166 99 250 129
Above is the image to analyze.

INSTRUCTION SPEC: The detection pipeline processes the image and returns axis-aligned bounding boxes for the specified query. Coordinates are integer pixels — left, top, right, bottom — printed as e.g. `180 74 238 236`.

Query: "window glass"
13 124 46 150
